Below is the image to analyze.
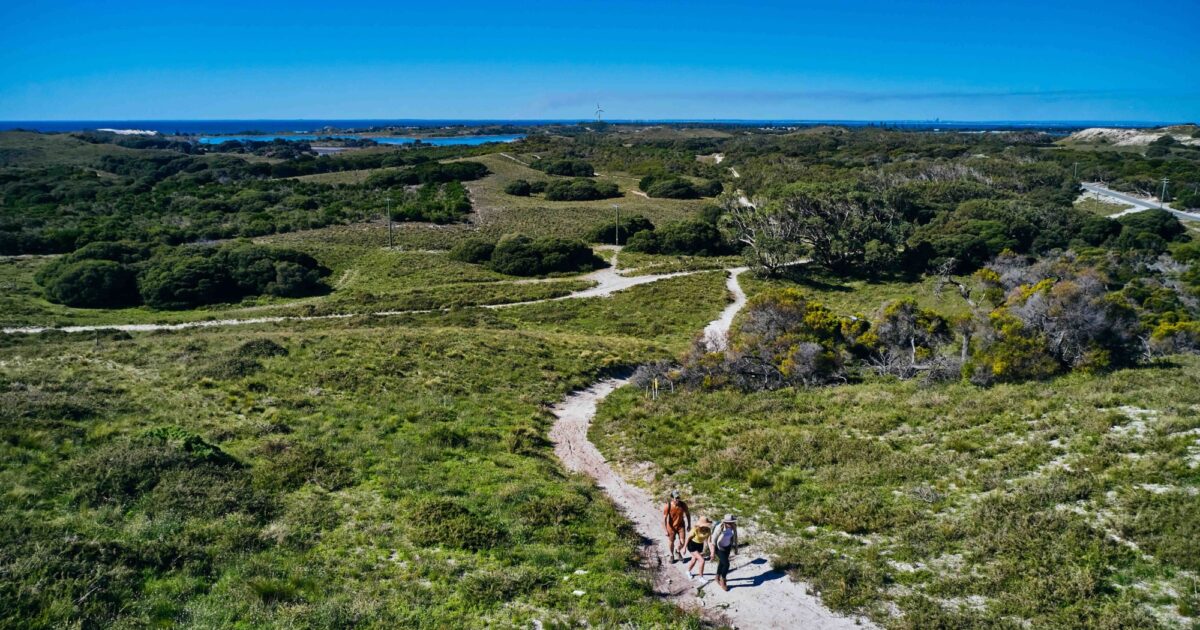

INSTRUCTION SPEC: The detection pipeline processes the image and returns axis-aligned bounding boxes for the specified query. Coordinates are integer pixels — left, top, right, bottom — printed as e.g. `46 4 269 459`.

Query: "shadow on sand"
726 557 788 589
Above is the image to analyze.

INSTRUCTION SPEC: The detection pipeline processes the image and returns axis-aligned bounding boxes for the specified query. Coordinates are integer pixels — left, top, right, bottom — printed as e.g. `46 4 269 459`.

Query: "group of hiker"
662 490 739 591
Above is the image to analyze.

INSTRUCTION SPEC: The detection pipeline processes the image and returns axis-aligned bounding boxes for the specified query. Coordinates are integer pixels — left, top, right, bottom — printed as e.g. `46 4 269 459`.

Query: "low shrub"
531 158 594 177
393 181 472 223
584 214 654 244
643 177 700 199
253 439 355 491
503 179 532 196
623 220 729 256
405 497 507 551
199 356 263 379
236 339 289 358
72 428 241 507
137 244 328 310
448 237 496 264
364 161 489 187
544 178 620 201
486 234 603 276
39 259 140 308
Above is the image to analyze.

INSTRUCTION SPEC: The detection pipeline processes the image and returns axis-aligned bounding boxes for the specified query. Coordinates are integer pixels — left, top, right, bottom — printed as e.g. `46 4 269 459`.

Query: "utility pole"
613 204 621 246
1161 178 1170 209
1073 162 1078 179
387 195 393 248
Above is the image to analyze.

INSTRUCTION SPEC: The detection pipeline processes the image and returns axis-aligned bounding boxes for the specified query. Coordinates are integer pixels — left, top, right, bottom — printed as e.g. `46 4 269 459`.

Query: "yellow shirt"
689 526 711 544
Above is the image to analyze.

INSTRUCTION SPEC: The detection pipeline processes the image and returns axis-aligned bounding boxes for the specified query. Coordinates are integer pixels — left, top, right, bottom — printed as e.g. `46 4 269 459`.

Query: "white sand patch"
1108 406 1159 438
98 128 159 136
1136 483 1199 496
1068 127 1200 147
1076 189 1136 213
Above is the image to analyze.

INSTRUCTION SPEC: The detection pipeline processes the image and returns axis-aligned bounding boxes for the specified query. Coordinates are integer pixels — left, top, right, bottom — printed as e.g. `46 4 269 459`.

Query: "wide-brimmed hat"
722 514 737 524
670 490 681 498
696 516 712 528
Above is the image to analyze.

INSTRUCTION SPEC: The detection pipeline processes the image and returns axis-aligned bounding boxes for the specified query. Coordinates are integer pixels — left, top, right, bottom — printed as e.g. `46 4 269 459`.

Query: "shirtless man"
662 490 690 561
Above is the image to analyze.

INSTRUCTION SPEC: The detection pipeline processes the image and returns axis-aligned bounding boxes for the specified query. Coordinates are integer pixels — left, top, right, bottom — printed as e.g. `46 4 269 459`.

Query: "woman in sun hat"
684 516 713 580
709 514 739 591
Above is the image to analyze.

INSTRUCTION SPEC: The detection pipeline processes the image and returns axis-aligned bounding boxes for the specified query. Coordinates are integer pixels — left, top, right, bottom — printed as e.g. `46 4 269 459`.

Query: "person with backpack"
662 490 690 562
708 514 739 591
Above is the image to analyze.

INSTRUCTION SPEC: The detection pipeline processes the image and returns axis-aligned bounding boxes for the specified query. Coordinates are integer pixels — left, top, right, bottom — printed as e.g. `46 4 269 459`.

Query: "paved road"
1081 182 1200 222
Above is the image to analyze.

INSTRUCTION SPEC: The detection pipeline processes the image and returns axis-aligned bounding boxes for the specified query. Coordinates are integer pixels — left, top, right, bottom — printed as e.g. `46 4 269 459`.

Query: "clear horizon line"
1 117 1195 125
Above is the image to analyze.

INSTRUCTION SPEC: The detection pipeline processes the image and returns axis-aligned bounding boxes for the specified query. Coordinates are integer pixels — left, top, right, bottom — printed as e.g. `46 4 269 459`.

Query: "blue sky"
1 0 1197 121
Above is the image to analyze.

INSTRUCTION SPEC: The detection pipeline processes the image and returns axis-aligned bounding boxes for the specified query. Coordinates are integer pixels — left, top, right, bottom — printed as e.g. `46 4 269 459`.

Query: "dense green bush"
503 179 532 196
137 245 327 309
38 259 140 308
695 179 724 197
393 181 472 223
584 214 654 244
543 178 619 201
624 220 729 256
35 242 330 310
448 237 497 264
486 234 602 276
1116 209 1186 243
532 158 594 177
137 254 232 309
364 161 489 187
641 175 699 199
528 179 548 194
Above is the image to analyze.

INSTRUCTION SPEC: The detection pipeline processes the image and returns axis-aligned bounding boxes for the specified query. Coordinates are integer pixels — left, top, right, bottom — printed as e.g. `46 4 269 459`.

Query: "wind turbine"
595 103 604 122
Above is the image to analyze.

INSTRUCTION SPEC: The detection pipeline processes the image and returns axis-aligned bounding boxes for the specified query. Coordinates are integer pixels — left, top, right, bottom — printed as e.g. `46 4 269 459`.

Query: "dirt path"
549 270 873 629
498 152 529 166
702 267 747 351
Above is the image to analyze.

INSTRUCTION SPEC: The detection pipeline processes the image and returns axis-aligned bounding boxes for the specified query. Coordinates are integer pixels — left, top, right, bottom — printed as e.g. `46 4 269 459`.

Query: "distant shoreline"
1 118 1191 136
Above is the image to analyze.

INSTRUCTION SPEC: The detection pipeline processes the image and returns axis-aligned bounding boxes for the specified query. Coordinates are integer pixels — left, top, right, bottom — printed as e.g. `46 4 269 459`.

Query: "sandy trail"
549 269 872 629
702 267 747 351
498 152 529 166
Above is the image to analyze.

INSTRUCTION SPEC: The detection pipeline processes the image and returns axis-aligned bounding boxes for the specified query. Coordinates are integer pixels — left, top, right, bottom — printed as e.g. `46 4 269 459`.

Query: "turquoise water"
198 134 523 146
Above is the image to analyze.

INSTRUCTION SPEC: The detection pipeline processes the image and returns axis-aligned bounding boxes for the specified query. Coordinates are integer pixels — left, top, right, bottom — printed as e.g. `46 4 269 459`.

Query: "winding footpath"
549 268 872 629
7 244 866 625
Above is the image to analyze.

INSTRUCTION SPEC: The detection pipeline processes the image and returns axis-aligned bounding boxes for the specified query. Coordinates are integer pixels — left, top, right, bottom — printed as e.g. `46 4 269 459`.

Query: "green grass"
463 153 708 240
740 270 977 320
0 131 172 168
1076 197 1133 217
0 271 729 628
0 240 600 328
615 250 745 276
291 168 380 184
592 355 1200 627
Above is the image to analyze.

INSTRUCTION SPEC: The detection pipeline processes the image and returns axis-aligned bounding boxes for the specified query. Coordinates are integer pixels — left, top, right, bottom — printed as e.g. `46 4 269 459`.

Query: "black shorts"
686 540 704 553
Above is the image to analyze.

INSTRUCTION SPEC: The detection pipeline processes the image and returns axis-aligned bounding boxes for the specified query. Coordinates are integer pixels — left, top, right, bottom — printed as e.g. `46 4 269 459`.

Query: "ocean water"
197 134 524 146
0 119 1181 135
